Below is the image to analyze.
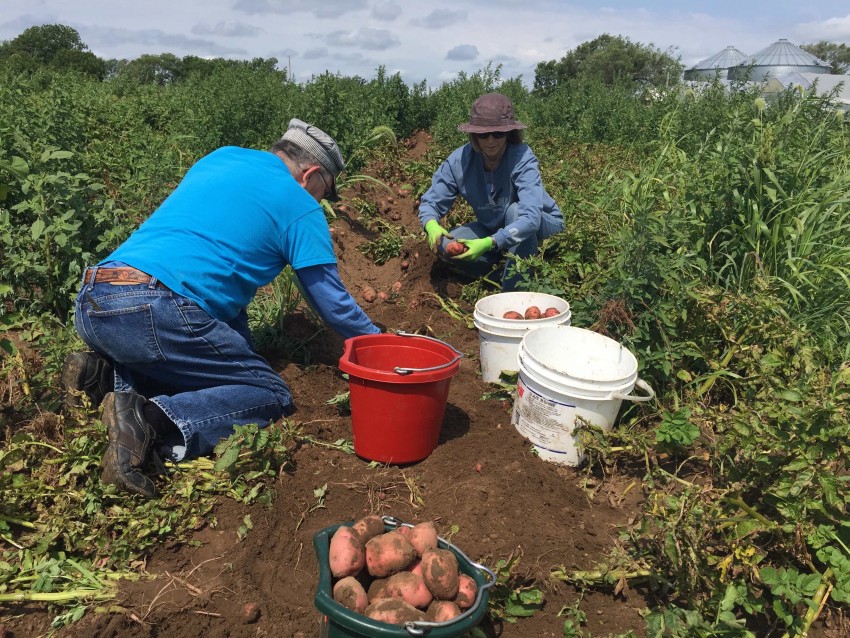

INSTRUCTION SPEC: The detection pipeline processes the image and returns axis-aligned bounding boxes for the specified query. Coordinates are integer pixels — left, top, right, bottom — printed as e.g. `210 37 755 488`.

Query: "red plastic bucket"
338 332 462 463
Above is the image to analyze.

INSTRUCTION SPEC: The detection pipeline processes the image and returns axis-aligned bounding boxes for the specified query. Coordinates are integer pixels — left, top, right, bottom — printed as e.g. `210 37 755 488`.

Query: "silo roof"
747 39 829 69
689 46 748 71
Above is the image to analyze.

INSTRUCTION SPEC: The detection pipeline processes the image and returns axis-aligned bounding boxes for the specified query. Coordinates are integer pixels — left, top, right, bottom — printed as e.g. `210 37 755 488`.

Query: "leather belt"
85 267 168 288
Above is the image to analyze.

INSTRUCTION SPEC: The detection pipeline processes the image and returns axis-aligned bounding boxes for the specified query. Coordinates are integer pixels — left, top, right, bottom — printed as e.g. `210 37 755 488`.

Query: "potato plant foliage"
2 43 850 637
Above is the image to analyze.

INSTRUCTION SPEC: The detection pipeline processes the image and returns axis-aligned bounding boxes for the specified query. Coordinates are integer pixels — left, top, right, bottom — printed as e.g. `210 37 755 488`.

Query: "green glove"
454 237 496 261
424 219 452 250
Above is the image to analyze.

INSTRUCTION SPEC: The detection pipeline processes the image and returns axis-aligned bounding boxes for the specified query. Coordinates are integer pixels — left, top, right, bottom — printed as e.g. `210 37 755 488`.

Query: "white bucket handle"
611 377 655 402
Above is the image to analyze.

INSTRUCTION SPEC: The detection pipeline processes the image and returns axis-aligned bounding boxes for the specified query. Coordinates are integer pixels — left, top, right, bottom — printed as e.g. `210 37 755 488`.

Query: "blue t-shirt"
105 146 378 337
417 143 563 250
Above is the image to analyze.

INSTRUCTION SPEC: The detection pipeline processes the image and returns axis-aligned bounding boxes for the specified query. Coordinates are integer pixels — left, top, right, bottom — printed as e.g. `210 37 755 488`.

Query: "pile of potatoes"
328 516 479 626
501 305 561 320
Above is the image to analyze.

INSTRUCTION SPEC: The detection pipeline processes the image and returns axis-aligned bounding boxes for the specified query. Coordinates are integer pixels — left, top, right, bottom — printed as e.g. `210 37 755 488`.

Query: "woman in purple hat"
418 92 564 290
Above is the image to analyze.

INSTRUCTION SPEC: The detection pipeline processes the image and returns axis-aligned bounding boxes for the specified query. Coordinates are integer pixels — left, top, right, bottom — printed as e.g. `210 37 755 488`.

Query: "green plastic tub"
314 516 496 637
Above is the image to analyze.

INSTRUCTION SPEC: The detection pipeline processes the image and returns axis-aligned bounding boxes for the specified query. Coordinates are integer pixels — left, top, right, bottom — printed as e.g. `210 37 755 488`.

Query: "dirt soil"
5 133 651 638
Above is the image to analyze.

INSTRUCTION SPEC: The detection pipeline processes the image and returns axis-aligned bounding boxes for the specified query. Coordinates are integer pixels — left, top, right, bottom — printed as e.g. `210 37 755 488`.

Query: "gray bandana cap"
282 118 345 200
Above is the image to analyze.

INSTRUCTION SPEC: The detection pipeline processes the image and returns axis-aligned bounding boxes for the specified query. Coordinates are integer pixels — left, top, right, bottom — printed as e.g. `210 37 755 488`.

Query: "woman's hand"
424 220 452 249
454 237 496 260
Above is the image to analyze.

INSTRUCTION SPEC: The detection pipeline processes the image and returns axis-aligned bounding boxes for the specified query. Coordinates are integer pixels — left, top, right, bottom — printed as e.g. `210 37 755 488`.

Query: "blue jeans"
73 267 293 461
437 203 564 290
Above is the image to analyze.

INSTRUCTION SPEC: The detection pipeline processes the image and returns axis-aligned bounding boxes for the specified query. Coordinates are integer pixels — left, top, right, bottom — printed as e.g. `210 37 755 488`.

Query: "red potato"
502 311 524 320
385 571 433 609
365 599 425 625
368 578 390 602
378 291 389 301
391 281 403 293
361 286 377 303
329 525 365 578
524 305 542 320
400 260 410 271
542 306 560 318
366 531 417 577
420 549 460 600
445 241 468 257
352 515 385 543
396 525 413 539
409 521 438 557
333 576 369 613
405 558 423 578
454 574 478 610
241 602 260 624
425 600 462 622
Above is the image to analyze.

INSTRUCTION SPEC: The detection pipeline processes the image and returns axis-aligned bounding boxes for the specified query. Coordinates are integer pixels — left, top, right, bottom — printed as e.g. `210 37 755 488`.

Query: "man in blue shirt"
419 93 564 289
62 119 380 497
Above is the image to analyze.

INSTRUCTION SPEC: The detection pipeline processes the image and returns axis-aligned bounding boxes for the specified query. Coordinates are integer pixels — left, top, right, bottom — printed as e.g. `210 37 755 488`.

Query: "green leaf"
31 219 45 240
214 443 240 472
779 389 802 402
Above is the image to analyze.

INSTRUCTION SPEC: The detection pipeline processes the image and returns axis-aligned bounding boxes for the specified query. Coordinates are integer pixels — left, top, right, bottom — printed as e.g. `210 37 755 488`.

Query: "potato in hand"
445 241 468 257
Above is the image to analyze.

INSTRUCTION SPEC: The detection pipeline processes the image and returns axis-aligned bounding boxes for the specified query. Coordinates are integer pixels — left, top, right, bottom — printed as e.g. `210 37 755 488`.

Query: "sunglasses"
476 131 508 139
313 168 333 199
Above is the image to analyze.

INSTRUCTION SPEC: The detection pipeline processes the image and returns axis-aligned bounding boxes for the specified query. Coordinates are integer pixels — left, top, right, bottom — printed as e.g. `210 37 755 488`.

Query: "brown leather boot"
100 391 165 498
61 351 113 409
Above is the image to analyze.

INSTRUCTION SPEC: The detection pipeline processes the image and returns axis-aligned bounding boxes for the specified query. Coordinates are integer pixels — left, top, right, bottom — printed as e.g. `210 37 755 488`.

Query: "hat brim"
458 121 527 133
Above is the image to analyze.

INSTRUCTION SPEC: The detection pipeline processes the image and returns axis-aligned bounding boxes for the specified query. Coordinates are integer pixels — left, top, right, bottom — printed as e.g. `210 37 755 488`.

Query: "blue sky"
2 1 848 86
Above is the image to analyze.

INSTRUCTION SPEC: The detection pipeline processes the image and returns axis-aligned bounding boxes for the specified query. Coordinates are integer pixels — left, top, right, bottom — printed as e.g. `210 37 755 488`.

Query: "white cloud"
327 27 400 51
270 47 298 58
412 9 467 30
371 2 402 22
233 0 368 19
86 25 246 56
797 14 850 41
302 47 328 60
446 44 478 61
191 21 262 37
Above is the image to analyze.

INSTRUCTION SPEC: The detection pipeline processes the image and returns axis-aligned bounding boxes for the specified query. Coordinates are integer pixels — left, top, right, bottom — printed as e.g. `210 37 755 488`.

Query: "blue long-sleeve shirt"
417 143 562 250
296 263 380 339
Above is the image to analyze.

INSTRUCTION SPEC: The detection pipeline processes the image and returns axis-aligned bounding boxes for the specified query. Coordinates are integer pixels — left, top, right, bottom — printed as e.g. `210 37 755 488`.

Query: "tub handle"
392 331 464 375
611 377 655 402
381 516 497 636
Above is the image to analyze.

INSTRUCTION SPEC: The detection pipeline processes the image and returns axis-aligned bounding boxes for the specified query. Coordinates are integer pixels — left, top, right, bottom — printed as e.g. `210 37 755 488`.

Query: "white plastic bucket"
511 326 654 466
473 292 571 383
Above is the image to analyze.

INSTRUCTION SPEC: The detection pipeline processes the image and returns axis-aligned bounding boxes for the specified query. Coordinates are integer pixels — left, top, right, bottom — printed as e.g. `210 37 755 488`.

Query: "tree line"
6 23 845 92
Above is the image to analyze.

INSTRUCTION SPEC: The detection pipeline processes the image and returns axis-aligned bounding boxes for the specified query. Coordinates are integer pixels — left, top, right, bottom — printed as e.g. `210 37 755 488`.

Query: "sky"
2 1 849 86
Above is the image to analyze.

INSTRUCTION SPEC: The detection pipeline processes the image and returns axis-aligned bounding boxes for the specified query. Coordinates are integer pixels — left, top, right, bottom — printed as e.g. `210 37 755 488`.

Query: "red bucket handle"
392 331 464 375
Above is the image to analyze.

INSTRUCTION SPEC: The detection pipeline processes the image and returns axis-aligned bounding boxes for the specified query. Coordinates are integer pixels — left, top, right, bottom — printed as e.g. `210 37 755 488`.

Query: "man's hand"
454 237 495 261
424 220 452 250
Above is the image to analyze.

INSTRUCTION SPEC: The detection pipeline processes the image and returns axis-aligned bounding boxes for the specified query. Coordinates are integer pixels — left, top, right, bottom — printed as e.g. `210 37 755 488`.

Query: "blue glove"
454 237 496 261
424 220 452 250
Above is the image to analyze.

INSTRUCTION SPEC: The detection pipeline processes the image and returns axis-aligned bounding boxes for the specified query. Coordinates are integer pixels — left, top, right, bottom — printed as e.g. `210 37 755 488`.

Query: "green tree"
0 24 86 64
0 24 104 77
534 34 683 93
112 53 185 85
801 40 850 74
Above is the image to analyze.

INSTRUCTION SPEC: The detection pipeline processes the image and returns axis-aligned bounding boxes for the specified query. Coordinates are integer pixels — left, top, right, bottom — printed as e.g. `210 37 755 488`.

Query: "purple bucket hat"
457 93 527 133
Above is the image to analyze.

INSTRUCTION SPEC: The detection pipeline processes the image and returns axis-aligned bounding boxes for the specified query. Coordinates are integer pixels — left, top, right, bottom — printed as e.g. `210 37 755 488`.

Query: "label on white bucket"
513 376 578 453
